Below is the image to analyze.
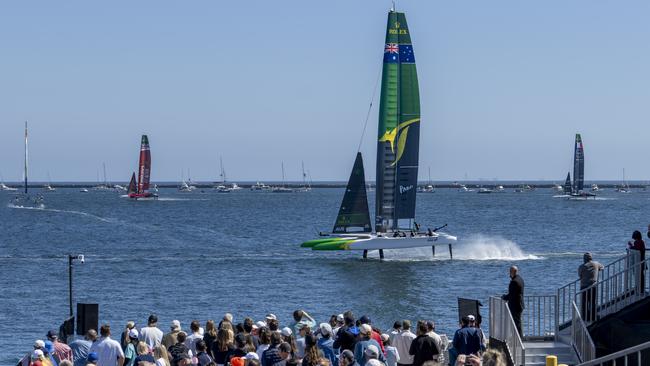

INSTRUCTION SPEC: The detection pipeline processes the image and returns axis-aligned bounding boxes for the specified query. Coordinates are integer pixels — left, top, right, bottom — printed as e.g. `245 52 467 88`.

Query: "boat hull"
127 193 158 200
302 232 456 251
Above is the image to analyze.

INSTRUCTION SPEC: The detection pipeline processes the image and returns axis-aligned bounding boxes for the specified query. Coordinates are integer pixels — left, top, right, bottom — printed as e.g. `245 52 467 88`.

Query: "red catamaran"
128 135 158 200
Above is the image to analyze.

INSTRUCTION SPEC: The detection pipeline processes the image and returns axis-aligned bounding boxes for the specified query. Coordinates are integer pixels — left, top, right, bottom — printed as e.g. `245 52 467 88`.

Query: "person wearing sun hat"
163 320 182 349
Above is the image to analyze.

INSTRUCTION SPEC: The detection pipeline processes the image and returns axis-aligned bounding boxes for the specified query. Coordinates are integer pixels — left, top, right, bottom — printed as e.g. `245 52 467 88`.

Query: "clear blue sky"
1 1 649 182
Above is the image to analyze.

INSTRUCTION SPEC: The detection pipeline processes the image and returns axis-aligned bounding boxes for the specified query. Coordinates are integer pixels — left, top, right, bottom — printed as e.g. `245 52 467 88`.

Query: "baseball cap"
365 344 379 358
46 330 58 339
380 333 390 342
44 340 54 353
31 349 44 360
256 321 267 328
171 320 181 331
265 313 277 321
34 340 45 349
468 315 476 322
126 321 135 329
281 327 293 337
336 314 344 323
245 352 260 360
87 352 99 363
129 328 139 339
319 323 332 336
360 324 372 335
359 315 371 324
341 350 355 362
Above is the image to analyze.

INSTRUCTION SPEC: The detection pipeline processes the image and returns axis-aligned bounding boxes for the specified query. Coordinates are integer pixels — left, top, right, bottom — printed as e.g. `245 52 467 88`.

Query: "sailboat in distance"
11 122 44 207
126 135 158 200
561 134 596 200
301 9 457 258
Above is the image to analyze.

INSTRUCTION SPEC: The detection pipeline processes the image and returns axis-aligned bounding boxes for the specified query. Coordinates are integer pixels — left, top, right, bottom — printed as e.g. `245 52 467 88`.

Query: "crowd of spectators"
19 310 506 366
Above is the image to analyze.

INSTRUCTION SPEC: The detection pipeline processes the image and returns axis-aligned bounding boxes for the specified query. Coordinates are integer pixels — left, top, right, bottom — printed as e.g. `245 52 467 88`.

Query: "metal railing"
558 251 641 326
522 295 558 340
489 296 525 366
571 301 595 363
575 257 649 324
577 340 650 366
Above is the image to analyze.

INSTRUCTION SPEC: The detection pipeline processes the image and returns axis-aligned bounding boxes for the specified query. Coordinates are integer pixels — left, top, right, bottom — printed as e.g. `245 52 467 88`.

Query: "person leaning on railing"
578 252 603 322
628 230 646 292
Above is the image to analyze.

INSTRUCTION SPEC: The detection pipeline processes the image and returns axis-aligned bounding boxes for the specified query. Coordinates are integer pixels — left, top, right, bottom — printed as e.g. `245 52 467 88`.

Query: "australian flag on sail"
383 43 416 64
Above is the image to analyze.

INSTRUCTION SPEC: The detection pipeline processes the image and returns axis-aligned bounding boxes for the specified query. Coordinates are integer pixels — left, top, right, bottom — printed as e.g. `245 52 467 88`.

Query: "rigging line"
356 67 383 153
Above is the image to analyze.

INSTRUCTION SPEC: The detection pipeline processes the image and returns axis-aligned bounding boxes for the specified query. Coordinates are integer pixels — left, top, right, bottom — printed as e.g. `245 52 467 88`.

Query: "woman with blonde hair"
481 349 506 366
220 321 234 332
204 320 218 358
153 345 171 366
134 341 155 365
212 328 235 366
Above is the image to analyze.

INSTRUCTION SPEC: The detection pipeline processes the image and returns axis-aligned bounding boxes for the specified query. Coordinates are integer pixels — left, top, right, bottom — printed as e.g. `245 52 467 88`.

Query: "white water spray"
381 234 541 261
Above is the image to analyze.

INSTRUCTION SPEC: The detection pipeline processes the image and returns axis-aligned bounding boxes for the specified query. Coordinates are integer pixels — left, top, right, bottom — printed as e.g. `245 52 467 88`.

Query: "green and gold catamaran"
301 9 457 258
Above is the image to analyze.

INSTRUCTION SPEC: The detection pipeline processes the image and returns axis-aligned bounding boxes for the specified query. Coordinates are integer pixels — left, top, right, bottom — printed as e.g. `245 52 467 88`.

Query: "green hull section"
300 237 357 251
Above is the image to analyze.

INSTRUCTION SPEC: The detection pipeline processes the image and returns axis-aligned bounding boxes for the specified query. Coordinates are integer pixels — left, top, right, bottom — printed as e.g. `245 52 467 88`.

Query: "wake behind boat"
301 9 456 259
126 135 158 200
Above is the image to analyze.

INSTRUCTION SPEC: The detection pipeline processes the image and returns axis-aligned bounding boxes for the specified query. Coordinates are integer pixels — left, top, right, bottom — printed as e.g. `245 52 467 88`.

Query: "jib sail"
333 152 372 233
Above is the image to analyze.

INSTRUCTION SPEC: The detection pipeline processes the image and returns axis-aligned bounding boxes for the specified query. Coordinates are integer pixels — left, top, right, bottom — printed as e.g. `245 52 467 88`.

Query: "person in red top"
628 230 646 291
47 330 73 362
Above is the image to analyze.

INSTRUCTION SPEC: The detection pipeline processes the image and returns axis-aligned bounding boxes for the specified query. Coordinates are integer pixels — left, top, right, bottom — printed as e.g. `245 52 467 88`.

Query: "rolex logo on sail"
399 185 414 194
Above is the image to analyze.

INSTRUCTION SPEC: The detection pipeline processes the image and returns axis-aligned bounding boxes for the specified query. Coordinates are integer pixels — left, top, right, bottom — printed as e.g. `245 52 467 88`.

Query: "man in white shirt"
184 320 204 355
393 320 416 366
388 321 402 345
425 321 443 362
93 324 125 366
140 314 163 349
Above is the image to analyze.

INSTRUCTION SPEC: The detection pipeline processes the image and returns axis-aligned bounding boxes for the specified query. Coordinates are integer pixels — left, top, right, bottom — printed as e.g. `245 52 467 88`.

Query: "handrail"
489 296 525 366
577 340 650 366
558 251 641 326
575 257 648 324
571 301 595 363
522 295 557 340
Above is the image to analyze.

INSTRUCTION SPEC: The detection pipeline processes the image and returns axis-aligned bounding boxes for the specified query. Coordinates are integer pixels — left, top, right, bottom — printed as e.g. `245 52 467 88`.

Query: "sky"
1 1 649 183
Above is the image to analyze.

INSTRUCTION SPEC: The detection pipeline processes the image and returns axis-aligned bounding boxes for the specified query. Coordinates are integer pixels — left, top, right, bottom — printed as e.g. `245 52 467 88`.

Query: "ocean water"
1 187 647 363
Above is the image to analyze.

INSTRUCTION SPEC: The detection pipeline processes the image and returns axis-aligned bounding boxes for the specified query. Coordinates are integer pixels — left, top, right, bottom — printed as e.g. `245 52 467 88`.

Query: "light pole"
68 254 85 318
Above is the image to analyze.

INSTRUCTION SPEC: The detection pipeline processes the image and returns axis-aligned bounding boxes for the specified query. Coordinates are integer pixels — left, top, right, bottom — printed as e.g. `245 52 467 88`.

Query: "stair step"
521 340 579 366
